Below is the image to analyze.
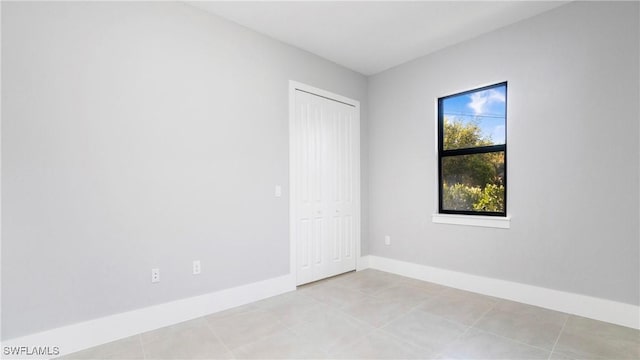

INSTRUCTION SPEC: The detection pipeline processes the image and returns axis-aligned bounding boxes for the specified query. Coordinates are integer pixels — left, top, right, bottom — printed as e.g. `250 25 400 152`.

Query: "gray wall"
1 2 367 339
368 1 639 305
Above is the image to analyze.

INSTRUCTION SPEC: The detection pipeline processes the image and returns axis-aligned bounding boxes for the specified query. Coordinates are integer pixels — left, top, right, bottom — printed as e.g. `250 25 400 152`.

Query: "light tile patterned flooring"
64 269 640 359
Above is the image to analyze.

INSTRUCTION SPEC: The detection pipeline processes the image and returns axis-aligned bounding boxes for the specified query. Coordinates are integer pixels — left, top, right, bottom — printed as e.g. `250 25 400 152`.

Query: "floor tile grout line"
315 285 428 356
221 292 341 356
232 325 323 358
380 304 478 332
341 299 415 330
326 271 500 358
374 297 434 330
375 325 437 357
322 327 373 357
373 286 485 358
284 320 336 356
375 303 458 357
206 306 292 353
306 286 378 309
547 315 570 360
470 325 559 354
463 300 570 356
326 309 421 356
368 284 447 303
472 299 547 348
226 319 290 355
137 334 147 360
431 298 499 359
466 298 498 328
203 316 235 357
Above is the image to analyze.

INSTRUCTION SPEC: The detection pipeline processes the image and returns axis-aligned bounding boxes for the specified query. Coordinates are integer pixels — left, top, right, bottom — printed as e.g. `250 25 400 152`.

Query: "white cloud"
468 89 505 115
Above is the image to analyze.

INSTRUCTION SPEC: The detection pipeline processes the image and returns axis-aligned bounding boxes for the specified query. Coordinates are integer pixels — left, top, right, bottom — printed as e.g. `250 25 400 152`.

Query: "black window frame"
437 82 508 217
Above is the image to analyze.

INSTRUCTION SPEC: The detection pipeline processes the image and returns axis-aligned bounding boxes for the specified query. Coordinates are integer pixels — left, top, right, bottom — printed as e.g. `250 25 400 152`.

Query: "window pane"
441 152 505 213
442 84 506 150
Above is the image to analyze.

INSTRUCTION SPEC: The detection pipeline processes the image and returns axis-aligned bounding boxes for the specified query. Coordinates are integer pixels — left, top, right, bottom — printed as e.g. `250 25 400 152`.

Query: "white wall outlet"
275 185 282 197
384 235 391 246
151 268 160 283
192 260 201 275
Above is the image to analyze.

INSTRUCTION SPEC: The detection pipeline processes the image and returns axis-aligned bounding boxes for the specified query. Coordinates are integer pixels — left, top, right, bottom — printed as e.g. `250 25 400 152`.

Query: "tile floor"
63 269 640 359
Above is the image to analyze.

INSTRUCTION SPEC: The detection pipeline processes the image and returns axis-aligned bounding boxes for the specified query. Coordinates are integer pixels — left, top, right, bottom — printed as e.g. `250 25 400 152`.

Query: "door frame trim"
288 80 361 286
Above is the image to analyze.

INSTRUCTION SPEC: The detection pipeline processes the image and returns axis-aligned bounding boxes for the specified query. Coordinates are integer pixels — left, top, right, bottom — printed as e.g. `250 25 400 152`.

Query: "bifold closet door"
292 89 358 286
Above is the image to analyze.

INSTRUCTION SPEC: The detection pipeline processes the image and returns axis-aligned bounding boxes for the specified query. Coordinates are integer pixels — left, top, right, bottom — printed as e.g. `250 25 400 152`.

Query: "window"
438 82 507 217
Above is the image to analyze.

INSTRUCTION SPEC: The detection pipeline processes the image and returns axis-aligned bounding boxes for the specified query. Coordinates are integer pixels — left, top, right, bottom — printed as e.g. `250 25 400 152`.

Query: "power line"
443 112 505 119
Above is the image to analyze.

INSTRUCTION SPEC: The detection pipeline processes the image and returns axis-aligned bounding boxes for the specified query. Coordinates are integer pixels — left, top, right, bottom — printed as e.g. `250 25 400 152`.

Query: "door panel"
293 89 358 285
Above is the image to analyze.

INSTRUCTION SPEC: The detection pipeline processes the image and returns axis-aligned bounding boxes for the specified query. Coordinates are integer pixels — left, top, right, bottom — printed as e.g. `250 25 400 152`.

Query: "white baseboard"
356 254 370 271
362 255 640 330
1 274 295 360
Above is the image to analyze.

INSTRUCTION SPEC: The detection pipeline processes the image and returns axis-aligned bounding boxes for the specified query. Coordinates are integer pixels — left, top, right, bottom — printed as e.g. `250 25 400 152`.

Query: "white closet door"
292 88 358 286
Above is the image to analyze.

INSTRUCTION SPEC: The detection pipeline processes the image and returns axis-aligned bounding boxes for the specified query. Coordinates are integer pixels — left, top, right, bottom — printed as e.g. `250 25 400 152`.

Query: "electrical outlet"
193 260 201 275
151 268 160 283
384 235 391 246
275 185 282 197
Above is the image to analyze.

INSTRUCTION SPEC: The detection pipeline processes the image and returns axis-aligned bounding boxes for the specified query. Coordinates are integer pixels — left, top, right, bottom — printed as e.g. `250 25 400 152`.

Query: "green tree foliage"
473 184 505 212
442 183 481 211
442 118 504 212
443 119 493 150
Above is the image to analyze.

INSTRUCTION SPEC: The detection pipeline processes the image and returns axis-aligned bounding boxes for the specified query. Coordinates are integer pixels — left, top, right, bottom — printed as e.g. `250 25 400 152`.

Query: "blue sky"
442 84 506 145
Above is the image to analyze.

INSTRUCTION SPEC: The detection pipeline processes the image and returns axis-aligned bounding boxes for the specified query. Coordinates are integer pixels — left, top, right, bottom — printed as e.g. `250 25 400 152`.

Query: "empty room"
2 1 639 359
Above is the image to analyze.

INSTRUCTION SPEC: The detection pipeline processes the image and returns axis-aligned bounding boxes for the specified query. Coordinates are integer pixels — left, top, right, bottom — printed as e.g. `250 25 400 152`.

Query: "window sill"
432 214 510 229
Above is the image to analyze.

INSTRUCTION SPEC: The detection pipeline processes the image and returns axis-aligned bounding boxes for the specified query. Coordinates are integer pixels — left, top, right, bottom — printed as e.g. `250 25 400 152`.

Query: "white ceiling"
189 1 568 76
